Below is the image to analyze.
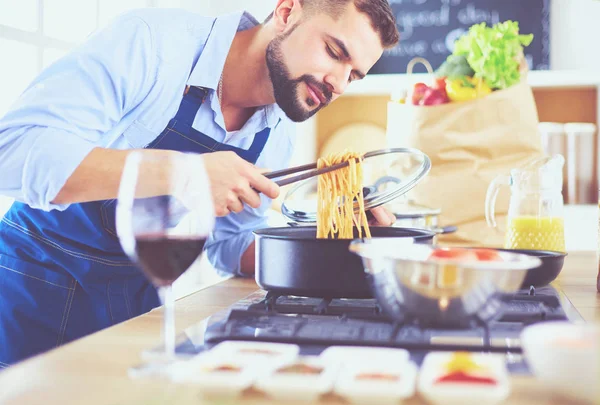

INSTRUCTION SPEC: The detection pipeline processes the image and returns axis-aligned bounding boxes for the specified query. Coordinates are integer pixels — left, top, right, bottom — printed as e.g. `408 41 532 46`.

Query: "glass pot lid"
281 148 431 224
387 198 441 218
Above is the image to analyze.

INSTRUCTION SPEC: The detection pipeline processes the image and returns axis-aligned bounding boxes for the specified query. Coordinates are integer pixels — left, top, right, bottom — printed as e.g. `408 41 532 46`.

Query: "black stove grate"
247 291 385 318
246 286 566 323
203 286 570 353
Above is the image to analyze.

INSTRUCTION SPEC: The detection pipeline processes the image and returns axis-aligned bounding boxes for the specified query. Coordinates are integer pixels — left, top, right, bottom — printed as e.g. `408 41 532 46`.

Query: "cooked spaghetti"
316 151 371 239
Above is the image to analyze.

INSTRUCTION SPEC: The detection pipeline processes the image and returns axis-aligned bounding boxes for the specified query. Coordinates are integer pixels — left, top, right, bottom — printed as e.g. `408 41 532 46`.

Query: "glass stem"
158 285 175 359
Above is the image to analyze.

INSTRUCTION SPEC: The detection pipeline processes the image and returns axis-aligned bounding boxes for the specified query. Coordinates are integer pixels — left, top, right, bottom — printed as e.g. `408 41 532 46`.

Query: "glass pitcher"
485 154 566 252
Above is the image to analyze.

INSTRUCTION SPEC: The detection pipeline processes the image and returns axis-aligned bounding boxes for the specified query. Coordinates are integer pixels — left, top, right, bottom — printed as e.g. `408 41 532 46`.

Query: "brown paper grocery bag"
387 81 544 247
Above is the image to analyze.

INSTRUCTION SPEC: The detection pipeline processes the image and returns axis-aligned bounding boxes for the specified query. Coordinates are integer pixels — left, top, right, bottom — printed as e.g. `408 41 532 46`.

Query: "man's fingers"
239 159 279 199
238 186 262 209
247 171 279 199
215 206 230 217
387 209 397 224
370 207 394 227
227 197 244 214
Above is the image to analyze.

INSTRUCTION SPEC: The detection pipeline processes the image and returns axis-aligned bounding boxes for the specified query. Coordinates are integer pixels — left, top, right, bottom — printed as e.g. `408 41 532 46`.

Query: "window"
0 0 179 116
0 0 179 214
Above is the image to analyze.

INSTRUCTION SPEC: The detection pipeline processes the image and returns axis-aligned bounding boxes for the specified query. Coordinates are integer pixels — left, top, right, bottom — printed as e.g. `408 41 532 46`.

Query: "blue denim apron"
0 86 270 367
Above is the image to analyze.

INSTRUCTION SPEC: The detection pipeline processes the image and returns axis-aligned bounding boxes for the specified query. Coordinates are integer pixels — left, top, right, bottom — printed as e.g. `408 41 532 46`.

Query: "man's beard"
266 27 332 122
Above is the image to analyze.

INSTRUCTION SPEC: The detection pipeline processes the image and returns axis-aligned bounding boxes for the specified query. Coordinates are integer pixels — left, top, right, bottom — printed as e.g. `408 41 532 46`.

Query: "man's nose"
324 65 351 96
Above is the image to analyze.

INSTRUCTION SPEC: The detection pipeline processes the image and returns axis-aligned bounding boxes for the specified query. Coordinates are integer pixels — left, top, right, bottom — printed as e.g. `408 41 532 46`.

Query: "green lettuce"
453 20 534 90
436 55 475 79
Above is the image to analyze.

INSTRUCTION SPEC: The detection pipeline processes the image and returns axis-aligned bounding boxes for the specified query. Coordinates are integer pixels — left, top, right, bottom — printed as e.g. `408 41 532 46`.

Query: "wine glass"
116 151 214 375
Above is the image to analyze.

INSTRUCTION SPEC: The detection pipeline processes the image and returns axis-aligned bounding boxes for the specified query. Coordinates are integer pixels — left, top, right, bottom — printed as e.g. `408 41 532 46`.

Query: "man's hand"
368 206 396 227
202 151 279 217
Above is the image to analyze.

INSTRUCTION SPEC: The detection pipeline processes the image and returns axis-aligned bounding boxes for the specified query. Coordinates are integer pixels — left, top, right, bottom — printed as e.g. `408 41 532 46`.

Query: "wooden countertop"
0 251 598 405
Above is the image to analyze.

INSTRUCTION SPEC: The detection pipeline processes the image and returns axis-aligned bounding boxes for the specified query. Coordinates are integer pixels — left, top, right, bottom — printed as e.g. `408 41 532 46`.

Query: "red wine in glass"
134 235 207 287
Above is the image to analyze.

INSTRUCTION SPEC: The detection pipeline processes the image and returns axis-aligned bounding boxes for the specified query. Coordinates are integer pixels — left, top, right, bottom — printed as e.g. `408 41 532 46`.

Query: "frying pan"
254 226 436 299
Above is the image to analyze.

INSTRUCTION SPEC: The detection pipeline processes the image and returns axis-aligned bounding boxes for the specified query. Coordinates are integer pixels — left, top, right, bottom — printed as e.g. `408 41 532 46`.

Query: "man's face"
266 3 384 122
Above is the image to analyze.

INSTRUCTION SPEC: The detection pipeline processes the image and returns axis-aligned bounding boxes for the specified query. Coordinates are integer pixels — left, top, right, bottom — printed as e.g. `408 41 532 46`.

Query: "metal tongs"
263 148 398 187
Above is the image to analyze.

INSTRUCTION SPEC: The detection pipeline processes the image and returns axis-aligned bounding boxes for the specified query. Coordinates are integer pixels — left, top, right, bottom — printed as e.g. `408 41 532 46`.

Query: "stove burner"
248 291 384 318
201 285 573 355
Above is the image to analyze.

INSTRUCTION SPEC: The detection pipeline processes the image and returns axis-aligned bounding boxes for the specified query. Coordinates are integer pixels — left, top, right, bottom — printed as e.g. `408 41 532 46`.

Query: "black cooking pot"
254 226 436 299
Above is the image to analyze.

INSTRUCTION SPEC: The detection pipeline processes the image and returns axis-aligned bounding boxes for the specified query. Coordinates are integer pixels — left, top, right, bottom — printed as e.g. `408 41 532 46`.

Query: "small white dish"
418 351 510 405
521 321 600 403
167 353 260 398
255 356 338 402
334 360 418 404
208 340 300 364
320 346 410 366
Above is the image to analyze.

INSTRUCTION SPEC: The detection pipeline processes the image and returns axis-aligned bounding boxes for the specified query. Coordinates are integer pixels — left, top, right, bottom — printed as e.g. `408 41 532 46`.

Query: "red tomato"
412 82 429 105
428 248 478 262
471 249 503 262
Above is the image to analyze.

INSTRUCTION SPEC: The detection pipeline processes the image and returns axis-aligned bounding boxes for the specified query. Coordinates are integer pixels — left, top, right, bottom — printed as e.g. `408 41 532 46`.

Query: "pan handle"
434 225 458 234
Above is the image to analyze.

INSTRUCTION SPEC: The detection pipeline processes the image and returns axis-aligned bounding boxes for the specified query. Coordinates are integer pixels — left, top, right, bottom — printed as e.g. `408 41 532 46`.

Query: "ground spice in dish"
276 364 323 375
237 348 279 356
206 365 242 373
355 373 401 382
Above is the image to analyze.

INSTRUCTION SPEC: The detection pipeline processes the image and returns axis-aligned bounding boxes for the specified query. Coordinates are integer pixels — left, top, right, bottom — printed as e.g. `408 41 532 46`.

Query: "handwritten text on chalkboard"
370 0 550 74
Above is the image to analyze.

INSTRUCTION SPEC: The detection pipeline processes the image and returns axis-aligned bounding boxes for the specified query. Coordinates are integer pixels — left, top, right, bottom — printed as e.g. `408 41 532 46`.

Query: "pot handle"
485 174 510 228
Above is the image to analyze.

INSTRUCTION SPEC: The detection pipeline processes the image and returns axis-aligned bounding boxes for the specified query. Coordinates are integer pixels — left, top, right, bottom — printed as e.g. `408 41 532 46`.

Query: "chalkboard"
370 0 550 74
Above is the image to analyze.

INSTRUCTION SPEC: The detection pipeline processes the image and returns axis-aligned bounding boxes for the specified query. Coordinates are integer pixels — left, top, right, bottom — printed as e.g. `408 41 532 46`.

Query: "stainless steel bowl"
349 240 542 327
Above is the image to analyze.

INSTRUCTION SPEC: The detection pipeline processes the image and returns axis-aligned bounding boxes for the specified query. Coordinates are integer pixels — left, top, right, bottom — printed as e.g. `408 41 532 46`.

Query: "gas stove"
173 285 583 374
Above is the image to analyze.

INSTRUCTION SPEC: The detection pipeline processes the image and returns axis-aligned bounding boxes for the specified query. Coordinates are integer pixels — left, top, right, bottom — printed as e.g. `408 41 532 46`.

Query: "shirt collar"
265 103 286 128
187 11 259 90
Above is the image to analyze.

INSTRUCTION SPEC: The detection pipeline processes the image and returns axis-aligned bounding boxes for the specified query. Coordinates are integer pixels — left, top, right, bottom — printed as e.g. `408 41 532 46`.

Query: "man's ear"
271 0 303 33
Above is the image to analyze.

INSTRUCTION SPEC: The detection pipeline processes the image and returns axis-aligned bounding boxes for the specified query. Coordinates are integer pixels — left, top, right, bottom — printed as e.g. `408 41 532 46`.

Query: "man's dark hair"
264 0 399 49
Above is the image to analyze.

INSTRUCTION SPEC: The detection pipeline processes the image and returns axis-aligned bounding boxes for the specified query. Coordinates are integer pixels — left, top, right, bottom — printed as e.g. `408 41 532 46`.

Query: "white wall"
551 0 600 70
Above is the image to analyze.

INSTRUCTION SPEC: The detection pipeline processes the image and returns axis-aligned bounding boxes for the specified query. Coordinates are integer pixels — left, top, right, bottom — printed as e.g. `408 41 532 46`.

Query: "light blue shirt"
0 9 296 276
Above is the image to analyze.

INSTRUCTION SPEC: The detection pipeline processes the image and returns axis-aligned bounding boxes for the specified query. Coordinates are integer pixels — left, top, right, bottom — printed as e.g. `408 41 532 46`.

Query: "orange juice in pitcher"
486 155 566 253
505 216 565 252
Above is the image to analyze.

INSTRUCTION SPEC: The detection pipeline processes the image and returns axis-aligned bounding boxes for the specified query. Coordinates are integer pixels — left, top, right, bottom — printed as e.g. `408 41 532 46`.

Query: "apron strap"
248 127 271 156
173 86 209 126
174 87 272 160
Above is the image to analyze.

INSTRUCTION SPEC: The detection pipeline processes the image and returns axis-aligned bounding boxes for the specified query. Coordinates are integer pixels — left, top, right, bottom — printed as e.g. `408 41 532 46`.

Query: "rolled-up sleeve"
206 197 271 278
204 122 296 277
0 13 157 211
